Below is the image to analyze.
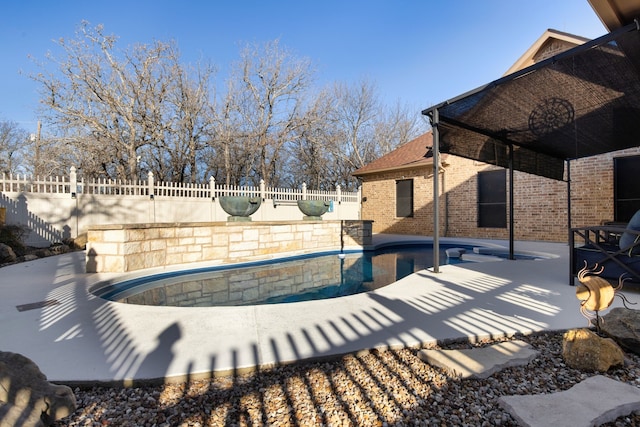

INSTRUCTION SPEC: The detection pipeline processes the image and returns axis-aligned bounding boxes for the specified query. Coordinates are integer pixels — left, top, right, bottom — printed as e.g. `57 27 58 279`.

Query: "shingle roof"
352 132 439 177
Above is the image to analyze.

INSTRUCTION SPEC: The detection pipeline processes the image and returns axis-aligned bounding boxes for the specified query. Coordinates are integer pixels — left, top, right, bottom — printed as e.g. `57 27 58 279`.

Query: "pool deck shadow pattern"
0 235 632 385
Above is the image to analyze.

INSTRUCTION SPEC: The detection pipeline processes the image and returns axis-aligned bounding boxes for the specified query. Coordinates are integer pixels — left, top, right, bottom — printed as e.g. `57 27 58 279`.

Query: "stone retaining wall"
86 220 373 273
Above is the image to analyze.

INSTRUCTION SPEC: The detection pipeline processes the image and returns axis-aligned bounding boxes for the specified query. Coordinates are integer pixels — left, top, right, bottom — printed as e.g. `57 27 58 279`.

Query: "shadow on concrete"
1 245 613 425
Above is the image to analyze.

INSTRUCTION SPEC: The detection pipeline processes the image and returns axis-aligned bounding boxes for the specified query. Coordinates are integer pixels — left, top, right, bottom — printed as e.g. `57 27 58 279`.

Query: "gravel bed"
55 331 640 426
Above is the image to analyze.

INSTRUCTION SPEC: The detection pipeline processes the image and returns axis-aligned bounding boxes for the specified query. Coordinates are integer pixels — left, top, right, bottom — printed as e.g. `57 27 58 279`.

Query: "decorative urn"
297 200 331 220
219 196 262 221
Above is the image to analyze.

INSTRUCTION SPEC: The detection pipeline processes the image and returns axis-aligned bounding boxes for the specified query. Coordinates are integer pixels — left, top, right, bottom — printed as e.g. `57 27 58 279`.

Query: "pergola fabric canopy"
423 21 640 181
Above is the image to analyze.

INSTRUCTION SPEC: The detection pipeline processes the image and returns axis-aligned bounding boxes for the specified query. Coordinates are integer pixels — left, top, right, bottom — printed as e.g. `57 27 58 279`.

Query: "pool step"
445 247 503 263
462 253 504 262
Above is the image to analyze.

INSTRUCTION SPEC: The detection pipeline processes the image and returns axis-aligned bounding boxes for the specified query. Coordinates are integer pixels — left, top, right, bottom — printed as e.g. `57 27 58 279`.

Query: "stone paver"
498 375 640 427
417 339 539 379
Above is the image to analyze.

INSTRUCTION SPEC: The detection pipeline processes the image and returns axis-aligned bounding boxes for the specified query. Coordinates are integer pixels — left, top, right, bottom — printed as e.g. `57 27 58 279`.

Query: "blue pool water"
91 243 532 307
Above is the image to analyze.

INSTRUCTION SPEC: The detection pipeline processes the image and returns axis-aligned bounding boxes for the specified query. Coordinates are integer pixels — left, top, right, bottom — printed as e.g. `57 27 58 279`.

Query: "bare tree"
228 40 313 186
286 88 338 189
28 23 423 189
0 120 30 174
204 79 255 186
29 132 85 177
373 100 427 156
139 58 216 183
293 80 427 191
30 22 215 182
330 79 380 171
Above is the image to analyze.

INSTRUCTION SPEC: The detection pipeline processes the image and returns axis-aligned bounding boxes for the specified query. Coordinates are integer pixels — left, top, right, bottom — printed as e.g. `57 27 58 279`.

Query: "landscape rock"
0 243 16 264
0 351 76 426
562 328 625 372
33 248 53 258
601 307 640 355
64 233 86 250
49 244 70 255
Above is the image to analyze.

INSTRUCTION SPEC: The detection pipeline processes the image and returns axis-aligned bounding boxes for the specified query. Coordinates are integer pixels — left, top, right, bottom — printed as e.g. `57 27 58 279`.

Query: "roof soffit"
589 0 640 30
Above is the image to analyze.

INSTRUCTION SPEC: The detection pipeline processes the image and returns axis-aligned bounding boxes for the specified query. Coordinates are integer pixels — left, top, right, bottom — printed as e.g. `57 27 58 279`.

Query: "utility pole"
35 120 42 177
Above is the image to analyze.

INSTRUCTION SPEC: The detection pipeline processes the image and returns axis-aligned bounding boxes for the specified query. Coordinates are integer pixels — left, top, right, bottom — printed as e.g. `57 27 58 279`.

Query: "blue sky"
1 1 607 133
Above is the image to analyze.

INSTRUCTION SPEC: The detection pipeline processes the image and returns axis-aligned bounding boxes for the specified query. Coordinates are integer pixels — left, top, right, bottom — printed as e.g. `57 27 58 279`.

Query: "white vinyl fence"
0 168 362 247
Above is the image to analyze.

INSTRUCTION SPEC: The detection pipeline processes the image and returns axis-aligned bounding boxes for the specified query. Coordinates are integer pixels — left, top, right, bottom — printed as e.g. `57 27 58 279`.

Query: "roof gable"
504 29 588 75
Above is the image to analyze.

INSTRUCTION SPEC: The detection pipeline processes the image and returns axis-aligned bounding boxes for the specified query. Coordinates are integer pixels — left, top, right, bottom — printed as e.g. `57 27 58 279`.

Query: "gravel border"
54 331 640 426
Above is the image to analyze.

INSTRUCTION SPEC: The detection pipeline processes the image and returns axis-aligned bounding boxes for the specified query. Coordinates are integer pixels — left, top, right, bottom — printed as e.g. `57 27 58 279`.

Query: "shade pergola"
422 20 640 271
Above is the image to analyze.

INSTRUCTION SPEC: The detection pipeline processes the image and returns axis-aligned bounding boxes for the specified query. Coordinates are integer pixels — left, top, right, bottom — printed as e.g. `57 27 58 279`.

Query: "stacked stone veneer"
86 220 373 273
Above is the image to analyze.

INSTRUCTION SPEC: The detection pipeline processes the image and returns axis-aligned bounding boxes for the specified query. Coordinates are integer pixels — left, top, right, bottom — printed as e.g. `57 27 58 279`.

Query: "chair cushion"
619 209 640 255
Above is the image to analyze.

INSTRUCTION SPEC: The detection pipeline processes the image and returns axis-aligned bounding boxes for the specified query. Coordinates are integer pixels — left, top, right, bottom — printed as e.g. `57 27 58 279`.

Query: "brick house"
353 27 640 243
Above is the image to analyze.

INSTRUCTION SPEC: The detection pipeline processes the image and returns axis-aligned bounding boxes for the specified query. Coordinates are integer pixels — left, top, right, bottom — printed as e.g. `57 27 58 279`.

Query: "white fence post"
260 179 266 201
209 176 216 200
336 184 342 204
302 182 307 200
70 166 77 198
148 171 155 199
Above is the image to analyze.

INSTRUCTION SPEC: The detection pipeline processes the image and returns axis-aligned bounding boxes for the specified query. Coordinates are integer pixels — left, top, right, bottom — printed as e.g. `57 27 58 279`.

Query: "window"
614 155 640 222
396 179 413 218
477 170 506 228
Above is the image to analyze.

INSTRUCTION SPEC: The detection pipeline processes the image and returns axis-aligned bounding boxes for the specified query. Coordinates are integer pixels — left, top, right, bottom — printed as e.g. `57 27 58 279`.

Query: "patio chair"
570 210 640 285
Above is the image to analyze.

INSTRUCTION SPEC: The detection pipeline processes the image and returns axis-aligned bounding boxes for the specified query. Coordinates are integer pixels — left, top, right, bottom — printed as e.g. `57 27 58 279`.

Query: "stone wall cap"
87 220 372 231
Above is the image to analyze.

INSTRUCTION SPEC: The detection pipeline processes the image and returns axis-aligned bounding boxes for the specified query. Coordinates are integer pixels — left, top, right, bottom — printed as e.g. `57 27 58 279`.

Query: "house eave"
353 159 449 178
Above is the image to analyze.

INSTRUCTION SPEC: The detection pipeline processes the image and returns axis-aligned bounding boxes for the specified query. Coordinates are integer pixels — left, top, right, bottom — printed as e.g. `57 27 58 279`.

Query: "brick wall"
360 166 438 235
359 148 640 242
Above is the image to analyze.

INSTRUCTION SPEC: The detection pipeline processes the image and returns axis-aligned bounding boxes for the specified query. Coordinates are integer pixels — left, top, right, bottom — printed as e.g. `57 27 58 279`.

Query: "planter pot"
219 196 261 221
297 200 331 220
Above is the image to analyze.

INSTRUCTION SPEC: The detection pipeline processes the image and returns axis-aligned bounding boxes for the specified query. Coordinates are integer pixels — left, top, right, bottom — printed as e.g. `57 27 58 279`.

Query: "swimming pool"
91 243 545 307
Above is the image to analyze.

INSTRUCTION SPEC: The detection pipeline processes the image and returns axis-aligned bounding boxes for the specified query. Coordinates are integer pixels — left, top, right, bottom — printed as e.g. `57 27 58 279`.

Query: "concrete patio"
0 235 632 385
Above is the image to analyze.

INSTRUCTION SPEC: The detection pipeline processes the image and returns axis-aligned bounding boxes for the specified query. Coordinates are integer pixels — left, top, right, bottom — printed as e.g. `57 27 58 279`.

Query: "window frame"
396 179 414 218
477 169 507 228
614 154 640 223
